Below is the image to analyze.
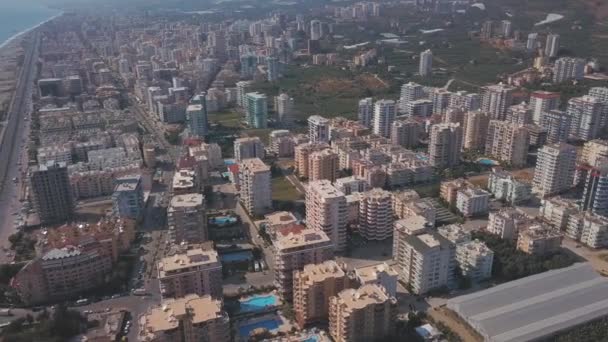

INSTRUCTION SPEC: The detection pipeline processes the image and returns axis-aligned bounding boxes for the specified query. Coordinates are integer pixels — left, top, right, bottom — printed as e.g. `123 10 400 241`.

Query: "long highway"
0 31 40 256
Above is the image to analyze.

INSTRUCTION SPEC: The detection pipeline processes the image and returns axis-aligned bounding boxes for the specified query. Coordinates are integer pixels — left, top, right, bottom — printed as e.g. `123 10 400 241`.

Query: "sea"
0 1 61 48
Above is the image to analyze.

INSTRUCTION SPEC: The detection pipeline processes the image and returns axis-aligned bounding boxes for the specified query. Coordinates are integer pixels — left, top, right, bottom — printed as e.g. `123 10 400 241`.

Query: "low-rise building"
354 262 398 297
488 170 532 204
566 212 608 249
455 240 494 282
487 208 532 240
539 196 578 230
516 224 563 256
456 188 490 217
440 179 472 206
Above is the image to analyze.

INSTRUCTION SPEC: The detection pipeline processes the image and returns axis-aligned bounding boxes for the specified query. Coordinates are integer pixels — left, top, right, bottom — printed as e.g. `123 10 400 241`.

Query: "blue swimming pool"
238 318 281 339
478 158 498 166
224 159 236 165
220 250 253 263
210 216 238 225
239 294 278 313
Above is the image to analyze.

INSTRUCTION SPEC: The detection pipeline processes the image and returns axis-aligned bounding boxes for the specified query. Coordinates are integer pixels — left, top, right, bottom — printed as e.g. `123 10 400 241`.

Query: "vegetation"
8 232 36 261
472 231 576 281
164 130 180 145
549 316 608 342
271 177 302 202
1 304 87 342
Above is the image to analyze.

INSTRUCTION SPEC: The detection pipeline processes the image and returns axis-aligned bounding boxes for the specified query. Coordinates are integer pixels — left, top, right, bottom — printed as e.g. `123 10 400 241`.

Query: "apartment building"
168 193 208 245
455 240 494 283
139 294 230 342
372 99 396 138
533 143 577 197
463 111 490 150
293 260 353 328
580 139 608 167
354 263 398 297
357 188 393 241
487 170 532 204
245 92 268 128
440 179 472 205
112 175 145 220
456 188 490 217
328 284 397 342
12 245 112 305
234 137 265 161
539 196 579 230
429 123 463 168
269 130 295 157
309 115 330 143
487 208 532 240
294 142 329 179
391 119 421 148
274 226 334 300
310 149 339 182
392 231 455 294
567 95 603 142
566 212 608 249
30 161 74 224
529 90 560 125
333 176 368 195
517 225 563 256
239 158 272 216
437 224 471 245
485 120 529 167
481 83 515 120
306 180 348 252
553 57 585 83
158 246 222 300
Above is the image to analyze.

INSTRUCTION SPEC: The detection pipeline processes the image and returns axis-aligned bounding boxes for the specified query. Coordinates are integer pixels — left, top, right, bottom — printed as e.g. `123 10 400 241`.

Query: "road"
0 32 39 261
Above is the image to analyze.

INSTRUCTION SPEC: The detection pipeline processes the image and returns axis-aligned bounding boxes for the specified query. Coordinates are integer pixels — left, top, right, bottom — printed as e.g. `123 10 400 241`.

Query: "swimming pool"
220 250 253 263
477 158 498 166
224 159 236 166
239 294 278 313
238 318 281 339
210 216 238 225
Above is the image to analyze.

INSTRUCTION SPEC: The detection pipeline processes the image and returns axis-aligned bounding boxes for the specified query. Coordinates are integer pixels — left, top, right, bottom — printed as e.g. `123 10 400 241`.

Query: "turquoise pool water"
238 318 281 338
211 216 238 225
224 159 236 165
239 294 278 313
220 250 252 263
478 158 498 166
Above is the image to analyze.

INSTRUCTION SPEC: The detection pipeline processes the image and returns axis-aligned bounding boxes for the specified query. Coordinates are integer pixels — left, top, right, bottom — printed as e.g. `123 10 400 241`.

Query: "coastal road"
0 32 39 257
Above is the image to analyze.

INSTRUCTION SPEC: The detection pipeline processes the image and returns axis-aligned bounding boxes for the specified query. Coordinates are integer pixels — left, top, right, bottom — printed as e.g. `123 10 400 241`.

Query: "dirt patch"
314 77 357 94
511 167 535 182
355 73 389 90
428 307 484 342
580 0 608 20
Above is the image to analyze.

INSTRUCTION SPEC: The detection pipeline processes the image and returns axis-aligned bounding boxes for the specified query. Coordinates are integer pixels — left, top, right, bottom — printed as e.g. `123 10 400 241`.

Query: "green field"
272 176 302 202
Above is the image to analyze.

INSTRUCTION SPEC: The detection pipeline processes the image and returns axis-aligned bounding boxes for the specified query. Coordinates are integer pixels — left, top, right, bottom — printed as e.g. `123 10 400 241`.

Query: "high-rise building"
139 294 230 342
266 56 279 81
481 83 515 120
358 188 393 241
419 49 433 77
275 93 294 126
30 161 74 224
449 91 481 112
239 158 271 216
372 99 396 138
588 87 608 128
274 226 333 299
308 115 330 143
527 33 538 51
545 33 560 58
507 102 533 126
431 88 452 115
463 111 490 150
553 57 585 83
530 91 560 125
580 158 608 217
310 20 323 40
501 20 512 38
295 142 329 178
358 97 374 127
391 118 421 148
481 20 494 40
329 284 397 342
398 82 424 113
112 175 145 220
240 54 257 79
186 102 209 137
309 149 339 182
567 95 603 141
168 193 208 244
236 80 253 108
245 92 268 128
269 130 295 157
234 137 264 161
392 231 455 294
533 143 577 197
306 180 348 252
540 109 571 144
158 246 222 300
581 139 608 167
293 260 353 328
485 120 529 167
429 123 463 168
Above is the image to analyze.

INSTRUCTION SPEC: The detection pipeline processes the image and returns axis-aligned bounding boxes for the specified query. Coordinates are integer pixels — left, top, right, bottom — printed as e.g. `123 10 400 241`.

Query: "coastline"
0 11 63 50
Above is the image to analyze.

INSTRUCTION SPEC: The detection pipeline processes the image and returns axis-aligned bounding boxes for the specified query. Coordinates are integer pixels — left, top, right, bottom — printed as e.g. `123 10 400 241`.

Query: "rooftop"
240 158 270 173
141 294 224 335
308 180 345 199
447 263 608 342
297 260 345 283
158 248 219 277
355 262 398 284
169 193 204 208
335 284 392 310
274 227 332 251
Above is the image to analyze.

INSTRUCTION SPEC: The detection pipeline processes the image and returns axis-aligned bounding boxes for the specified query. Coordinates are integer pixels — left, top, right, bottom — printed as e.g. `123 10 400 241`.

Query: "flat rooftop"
447 263 608 342
158 248 219 277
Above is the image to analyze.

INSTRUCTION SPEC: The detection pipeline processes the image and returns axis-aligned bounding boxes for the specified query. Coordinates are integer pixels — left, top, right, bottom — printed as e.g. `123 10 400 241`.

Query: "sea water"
0 1 61 47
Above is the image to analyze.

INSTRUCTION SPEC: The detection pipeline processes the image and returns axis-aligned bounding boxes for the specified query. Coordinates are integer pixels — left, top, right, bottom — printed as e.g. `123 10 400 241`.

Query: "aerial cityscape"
0 0 608 341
